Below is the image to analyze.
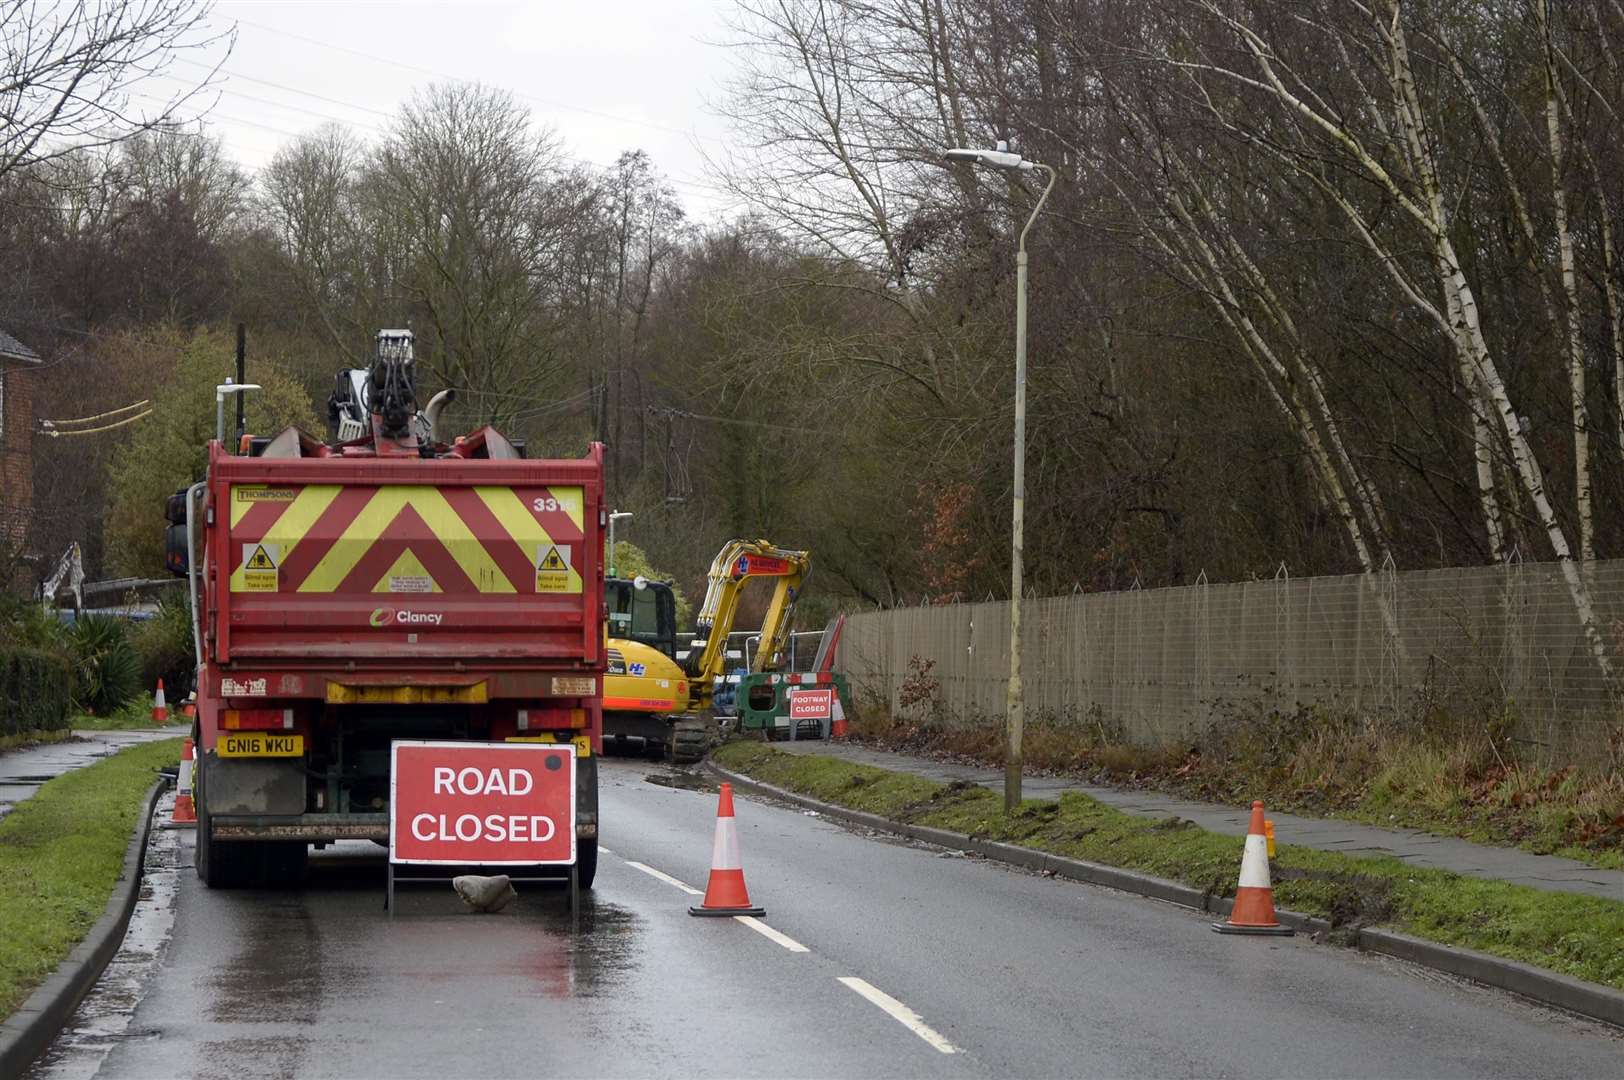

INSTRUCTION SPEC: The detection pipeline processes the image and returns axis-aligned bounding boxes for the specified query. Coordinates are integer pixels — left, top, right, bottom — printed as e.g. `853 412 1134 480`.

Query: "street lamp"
608 511 633 577
215 380 261 448
944 141 1057 811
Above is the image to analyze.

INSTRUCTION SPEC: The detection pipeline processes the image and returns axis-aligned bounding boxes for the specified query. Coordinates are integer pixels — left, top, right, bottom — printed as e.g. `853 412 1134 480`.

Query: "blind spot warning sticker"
243 543 279 591
536 545 571 592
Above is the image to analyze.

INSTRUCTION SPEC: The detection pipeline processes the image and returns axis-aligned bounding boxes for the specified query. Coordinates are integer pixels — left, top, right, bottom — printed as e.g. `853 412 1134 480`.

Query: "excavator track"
668 718 709 764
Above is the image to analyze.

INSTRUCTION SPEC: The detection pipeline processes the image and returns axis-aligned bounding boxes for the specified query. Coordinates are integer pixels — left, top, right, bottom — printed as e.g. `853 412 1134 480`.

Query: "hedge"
0 644 75 737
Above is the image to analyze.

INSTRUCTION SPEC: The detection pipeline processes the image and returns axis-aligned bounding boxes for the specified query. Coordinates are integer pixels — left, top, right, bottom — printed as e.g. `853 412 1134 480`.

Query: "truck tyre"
197 807 254 888
194 757 255 889
577 838 597 890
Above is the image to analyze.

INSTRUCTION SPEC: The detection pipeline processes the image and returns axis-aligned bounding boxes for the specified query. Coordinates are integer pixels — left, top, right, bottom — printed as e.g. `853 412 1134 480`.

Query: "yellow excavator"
603 539 810 763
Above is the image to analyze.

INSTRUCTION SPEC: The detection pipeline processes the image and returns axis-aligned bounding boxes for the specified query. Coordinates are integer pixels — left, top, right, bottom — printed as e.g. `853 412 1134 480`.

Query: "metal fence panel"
834 559 1624 762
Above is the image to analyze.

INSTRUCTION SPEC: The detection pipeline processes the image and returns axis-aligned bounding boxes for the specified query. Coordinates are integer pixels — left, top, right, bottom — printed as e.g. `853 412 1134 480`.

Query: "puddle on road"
519 900 642 999
28 796 182 1080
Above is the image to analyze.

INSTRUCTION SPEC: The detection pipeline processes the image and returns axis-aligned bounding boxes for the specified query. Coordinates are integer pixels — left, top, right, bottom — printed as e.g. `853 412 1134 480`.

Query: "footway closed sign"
390 741 576 865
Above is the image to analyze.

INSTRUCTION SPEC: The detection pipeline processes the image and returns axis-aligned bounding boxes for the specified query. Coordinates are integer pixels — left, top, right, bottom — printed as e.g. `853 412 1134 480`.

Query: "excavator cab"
605 576 678 659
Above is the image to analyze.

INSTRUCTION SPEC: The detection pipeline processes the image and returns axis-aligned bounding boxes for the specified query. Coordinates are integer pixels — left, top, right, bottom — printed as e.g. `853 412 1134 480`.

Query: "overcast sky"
182 0 743 220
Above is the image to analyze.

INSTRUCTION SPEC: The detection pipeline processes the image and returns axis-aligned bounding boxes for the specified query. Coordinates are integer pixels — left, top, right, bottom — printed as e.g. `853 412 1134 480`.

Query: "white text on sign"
390 741 576 866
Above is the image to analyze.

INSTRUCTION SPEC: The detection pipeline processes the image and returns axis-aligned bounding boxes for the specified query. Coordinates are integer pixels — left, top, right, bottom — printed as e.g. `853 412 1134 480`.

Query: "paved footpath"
776 740 1624 901
0 729 180 821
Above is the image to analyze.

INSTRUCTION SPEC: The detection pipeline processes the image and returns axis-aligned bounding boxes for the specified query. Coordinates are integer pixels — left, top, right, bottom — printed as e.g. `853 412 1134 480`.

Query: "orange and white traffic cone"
169 738 197 826
830 694 848 739
152 679 168 724
1213 800 1292 936
689 782 765 917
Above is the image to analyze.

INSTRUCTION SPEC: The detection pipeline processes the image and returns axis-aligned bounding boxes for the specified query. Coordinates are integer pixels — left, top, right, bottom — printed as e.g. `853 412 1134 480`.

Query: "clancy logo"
369 608 443 627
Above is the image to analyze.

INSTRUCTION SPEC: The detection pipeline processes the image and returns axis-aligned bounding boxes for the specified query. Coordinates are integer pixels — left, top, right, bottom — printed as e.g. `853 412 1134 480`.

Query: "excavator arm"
685 539 810 704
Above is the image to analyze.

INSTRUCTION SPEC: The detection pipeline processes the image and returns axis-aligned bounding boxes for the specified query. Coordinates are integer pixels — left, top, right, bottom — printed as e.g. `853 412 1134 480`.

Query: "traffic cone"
181 692 197 720
689 783 765 917
169 738 197 826
1213 800 1292 936
830 693 848 739
151 679 168 724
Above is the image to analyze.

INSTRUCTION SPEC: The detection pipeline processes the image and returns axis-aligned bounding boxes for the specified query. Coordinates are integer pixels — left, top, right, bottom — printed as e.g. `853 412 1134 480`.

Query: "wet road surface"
30 758 1624 1078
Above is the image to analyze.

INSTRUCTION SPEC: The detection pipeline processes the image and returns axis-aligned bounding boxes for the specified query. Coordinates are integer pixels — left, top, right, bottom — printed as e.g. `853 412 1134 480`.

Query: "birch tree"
1167 0 1613 675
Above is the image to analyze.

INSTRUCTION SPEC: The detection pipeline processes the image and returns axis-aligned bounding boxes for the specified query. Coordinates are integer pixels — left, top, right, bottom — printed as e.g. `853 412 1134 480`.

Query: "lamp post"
215 380 261 449
943 141 1056 810
608 511 633 577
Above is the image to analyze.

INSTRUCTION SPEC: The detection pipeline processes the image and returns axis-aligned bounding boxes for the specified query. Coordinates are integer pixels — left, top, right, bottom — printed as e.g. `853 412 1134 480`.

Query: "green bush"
0 645 75 737
68 615 142 716
129 593 194 698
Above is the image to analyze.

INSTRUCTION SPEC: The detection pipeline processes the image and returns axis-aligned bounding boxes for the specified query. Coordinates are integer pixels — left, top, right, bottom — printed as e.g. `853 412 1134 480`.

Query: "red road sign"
734 553 792 578
390 741 576 865
788 688 834 720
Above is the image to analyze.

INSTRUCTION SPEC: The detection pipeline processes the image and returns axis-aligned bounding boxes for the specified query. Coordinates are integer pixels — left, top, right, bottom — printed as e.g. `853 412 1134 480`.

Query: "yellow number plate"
218 733 304 758
505 734 591 758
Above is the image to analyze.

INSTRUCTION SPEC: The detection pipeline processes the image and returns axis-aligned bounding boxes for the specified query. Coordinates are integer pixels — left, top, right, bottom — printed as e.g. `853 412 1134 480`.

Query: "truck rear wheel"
577 838 597 890
197 808 253 888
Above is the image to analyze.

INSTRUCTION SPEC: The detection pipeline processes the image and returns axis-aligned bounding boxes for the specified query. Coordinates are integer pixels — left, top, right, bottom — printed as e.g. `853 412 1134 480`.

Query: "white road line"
625 860 703 895
598 846 615 856
735 915 810 953
837 977 959 1054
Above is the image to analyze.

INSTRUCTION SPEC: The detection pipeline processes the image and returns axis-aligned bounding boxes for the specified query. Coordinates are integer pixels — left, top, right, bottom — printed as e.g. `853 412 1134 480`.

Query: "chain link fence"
835 557 1624 763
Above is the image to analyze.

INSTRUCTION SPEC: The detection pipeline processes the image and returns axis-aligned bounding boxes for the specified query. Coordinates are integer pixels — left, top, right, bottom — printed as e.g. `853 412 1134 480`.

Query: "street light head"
942 146 1033 172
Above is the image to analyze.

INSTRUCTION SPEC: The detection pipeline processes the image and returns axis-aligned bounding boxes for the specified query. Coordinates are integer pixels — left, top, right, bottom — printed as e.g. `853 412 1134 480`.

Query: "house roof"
0 326 42 364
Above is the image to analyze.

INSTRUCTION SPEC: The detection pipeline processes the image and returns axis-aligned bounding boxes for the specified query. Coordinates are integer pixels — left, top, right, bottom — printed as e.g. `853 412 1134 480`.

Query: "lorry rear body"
191 437 606 886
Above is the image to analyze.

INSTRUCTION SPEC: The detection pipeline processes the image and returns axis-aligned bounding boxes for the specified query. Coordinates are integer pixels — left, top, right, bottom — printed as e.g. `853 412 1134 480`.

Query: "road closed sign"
390 741 576 866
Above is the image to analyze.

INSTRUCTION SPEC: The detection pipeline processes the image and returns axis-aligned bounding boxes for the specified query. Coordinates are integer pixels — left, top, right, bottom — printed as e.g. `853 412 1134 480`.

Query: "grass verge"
0 737 180 1022
73 698 186 732
850 705 1624 870
714 740 1624 992
0 730 75 754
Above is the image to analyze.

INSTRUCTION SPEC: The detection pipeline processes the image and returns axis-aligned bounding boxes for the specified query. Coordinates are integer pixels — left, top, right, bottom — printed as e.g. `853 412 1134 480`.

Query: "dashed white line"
622 859 954 1052
598 845 615 856
624 860 702 895
735 915 810 952
837 976 959 1054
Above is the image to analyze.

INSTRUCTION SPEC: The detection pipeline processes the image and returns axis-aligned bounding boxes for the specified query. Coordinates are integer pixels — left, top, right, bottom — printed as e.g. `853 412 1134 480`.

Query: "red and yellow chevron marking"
227 483 584 595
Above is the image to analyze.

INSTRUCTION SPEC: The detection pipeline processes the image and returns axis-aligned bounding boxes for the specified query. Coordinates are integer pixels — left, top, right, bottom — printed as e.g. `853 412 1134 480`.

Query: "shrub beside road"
714 741 1624 992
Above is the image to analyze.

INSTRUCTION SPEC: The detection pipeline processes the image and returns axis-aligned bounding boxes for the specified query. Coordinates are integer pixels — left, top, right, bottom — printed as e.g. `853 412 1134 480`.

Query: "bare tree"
0 0 231 185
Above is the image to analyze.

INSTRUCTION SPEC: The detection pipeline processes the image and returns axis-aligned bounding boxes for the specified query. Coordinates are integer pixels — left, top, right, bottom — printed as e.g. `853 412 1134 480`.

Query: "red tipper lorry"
169 331 605 888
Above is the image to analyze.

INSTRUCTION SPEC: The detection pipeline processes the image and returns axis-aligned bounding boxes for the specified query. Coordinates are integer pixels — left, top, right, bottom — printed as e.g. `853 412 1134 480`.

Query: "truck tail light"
518 707 587 731
223 708 295 730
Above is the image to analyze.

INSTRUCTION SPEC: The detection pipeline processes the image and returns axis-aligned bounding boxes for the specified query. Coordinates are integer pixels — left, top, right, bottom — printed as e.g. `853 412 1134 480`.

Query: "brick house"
0 326 40 553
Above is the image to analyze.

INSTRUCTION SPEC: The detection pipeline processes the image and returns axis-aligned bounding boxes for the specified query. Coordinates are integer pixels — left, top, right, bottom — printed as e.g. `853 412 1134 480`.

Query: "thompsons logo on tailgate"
370 607 444 627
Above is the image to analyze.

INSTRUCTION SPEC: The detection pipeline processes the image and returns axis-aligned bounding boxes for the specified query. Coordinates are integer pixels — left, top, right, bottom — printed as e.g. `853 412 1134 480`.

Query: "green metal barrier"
736 672 851 739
